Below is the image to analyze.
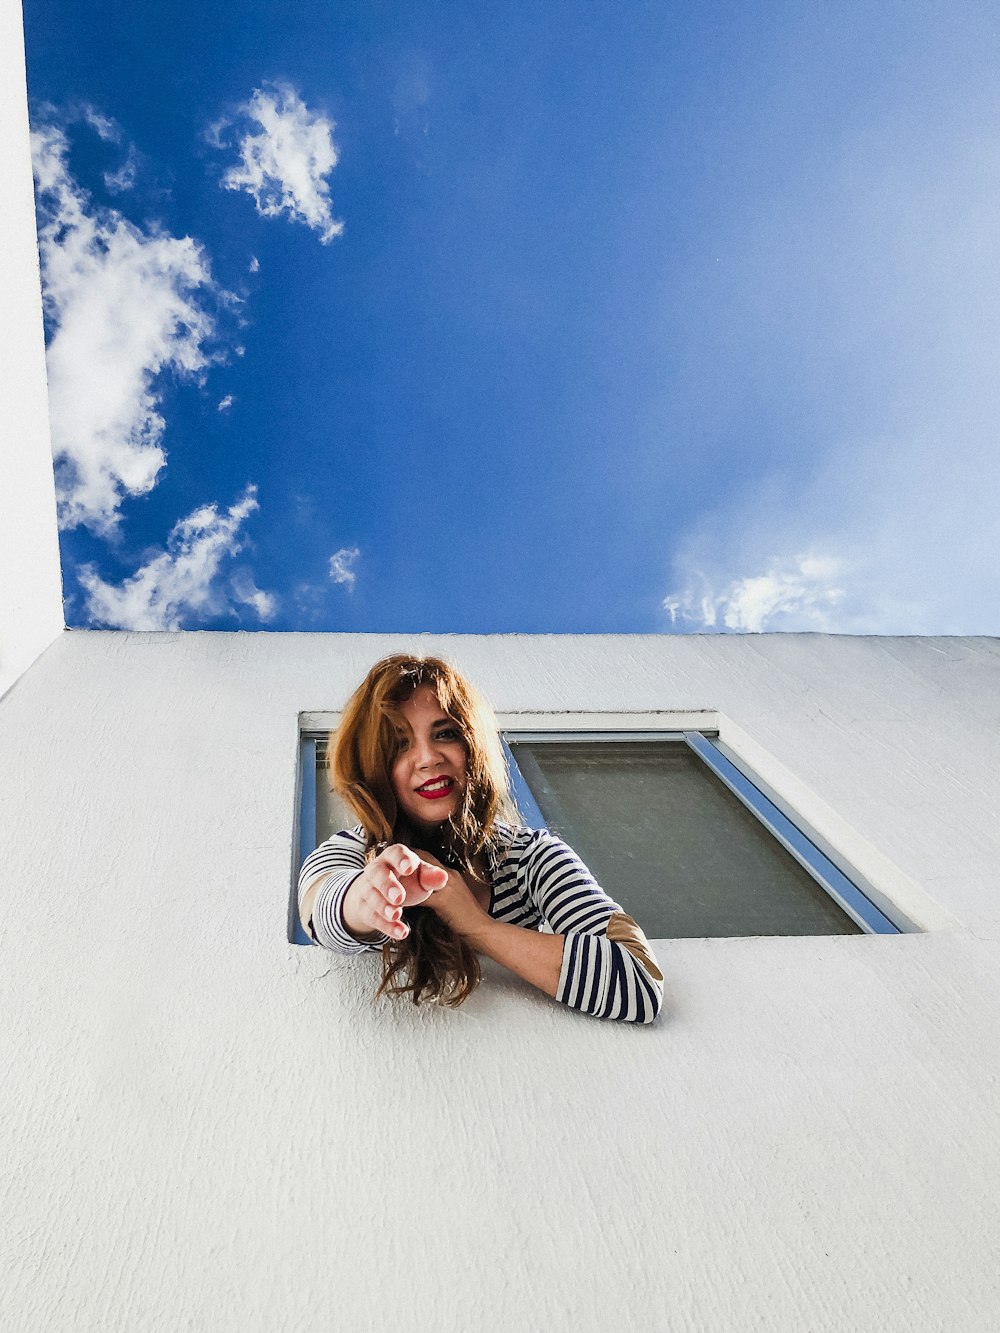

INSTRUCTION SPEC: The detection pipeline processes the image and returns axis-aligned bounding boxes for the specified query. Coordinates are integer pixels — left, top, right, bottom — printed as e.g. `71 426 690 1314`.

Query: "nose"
413 734 445 769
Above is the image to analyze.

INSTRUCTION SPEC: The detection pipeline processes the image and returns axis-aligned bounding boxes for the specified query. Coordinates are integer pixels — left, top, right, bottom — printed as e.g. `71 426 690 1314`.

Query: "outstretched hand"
343 843 449 941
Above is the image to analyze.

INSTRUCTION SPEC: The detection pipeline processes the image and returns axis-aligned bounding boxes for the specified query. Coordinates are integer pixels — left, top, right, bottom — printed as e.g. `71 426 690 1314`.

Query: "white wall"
0 0 64 701
2 629 999 1332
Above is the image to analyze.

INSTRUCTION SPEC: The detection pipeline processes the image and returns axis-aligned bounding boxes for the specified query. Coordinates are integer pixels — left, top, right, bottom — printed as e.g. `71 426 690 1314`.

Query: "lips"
415 776 455 800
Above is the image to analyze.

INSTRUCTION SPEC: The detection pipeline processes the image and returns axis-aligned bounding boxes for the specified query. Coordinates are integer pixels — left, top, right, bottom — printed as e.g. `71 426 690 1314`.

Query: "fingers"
381 869 406 905
418 860 449 890
358 878 408 940
370 859 411 907
365 870 407 938
362 845 443 940
341 870 408 942
378 843 422 878
378 895 410 940
376 844 448 894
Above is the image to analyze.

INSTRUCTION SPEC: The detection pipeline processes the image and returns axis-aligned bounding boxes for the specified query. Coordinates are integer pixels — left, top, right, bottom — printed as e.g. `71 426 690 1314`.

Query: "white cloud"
77 485 272 629
31 119 230 536
660 101 1000 636
40 104 139 194
79 105 119 142
230 566 278 621
211 83 343 243
103 146 139 194
663 409 1000 634
665 555 847 633
329 546 360 589
217 394 234 412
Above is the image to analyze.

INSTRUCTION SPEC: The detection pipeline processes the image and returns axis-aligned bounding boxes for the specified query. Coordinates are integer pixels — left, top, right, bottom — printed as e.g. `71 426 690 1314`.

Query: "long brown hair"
331 654 520 1008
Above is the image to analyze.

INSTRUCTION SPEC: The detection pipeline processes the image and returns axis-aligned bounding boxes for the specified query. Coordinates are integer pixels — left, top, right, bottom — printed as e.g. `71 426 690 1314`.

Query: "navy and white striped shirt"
298 821 664 1024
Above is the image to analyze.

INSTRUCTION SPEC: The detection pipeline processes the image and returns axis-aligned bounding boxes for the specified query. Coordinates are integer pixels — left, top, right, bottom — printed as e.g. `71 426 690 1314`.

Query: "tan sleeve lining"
606 911 664 981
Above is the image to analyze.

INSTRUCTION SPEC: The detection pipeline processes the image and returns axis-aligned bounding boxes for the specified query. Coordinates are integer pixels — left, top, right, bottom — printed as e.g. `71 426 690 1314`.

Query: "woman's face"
391 684 468 828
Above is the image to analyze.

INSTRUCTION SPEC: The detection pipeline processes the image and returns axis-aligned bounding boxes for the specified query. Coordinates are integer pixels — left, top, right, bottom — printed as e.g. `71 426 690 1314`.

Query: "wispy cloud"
292 581 327 621
31 116 232 536
230 565 278 621
78 485 273 629
79 104 118 142
217 394 234 412
661 101 1000 636
665 555 847 633
329 546 360 589
103 146 139 195
76 106 141 193
664 411 1000 634
210 83 343 243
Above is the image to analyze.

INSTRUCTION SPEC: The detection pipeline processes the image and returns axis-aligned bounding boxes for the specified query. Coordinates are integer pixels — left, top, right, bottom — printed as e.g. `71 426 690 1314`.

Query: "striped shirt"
298 821 664 1024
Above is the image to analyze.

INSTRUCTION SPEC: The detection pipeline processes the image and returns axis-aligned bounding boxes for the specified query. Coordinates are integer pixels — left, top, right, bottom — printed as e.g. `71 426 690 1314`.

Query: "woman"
298 654 663 1024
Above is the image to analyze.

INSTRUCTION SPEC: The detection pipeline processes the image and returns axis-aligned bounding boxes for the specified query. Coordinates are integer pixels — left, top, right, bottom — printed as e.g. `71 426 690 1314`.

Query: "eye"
435 726 461 742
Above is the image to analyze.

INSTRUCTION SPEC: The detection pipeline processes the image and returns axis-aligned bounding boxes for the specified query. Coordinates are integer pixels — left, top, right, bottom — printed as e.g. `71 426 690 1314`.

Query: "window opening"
504 732 901 938
292 724 903 944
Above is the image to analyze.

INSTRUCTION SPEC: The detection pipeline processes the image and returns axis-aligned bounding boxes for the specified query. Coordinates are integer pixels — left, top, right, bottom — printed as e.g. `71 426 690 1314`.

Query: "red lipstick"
415 776 455 800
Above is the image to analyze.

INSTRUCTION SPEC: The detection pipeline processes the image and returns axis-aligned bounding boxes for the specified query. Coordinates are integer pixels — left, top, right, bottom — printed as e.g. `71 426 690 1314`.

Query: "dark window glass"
508 740 862 939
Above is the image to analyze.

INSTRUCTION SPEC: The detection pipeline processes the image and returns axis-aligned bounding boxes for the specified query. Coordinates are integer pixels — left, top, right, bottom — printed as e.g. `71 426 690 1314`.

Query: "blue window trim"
501 736 547 830
681 733 899 934
290 736 317 946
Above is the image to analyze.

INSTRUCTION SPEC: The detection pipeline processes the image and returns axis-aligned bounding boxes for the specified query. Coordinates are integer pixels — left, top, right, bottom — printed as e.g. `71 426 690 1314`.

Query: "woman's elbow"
630 975 664 1024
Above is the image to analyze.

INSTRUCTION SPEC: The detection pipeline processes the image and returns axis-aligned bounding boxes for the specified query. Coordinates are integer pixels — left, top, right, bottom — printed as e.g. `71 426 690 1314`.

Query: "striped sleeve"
297 828 389 955
520 830 664 1024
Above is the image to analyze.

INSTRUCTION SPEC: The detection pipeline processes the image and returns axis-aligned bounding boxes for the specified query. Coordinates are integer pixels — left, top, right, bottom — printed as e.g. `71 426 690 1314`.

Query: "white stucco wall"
2 629 999 1332
0 0 64 701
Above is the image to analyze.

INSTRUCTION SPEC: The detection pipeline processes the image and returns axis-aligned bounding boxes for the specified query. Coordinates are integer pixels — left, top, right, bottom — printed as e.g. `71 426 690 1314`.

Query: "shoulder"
490 818 535 861
315 824 367 851
300 824 367 870
492 820 573 868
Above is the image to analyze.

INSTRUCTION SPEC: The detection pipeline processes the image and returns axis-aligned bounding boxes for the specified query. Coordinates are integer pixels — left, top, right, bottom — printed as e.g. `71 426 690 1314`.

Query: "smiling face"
390 684 469 829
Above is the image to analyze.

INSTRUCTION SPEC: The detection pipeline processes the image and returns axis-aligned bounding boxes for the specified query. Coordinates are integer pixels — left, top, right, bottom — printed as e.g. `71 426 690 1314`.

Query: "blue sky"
23 0 1000 633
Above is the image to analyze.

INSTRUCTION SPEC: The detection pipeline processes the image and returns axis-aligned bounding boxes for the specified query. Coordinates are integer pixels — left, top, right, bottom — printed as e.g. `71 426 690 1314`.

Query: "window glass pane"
509 740 862 939
315 736 355 842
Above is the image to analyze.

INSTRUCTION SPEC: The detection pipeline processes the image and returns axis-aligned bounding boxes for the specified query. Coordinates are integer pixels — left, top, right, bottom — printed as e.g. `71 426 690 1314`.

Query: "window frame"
292 708 913 945
290 734 321 945
502 726 904 936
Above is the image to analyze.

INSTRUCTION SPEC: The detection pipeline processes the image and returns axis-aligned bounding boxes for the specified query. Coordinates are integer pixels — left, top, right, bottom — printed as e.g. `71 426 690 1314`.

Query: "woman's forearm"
465 918 565 1001
309 871 389 952
465 914 664 1022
